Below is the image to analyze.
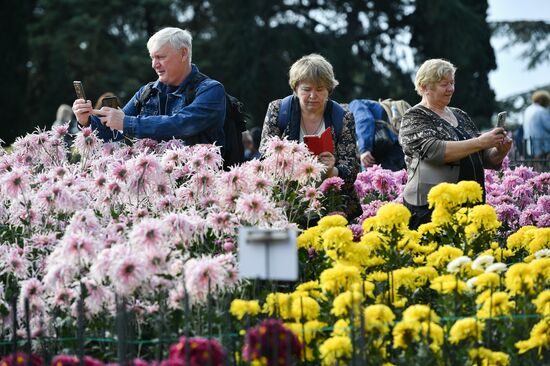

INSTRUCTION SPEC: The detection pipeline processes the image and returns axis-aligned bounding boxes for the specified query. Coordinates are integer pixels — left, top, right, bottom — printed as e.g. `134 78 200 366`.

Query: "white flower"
534 248 550 259
466 276 478 290
447 256 472 273
485 262 507 274
471 255 494 271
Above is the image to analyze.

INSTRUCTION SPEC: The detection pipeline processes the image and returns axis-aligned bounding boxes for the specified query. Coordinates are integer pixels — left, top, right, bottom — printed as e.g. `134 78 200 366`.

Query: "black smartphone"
73 81 86 100
497 111 507 128
101 96 121 108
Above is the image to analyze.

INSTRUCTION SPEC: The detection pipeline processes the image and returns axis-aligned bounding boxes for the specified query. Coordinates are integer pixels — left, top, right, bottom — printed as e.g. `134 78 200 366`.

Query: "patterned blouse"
399 105 500 206
259 97 360 185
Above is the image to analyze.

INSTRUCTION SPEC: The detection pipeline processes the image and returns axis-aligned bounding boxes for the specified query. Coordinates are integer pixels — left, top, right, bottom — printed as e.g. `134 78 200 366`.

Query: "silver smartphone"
497 111 507 128
73 81 86 100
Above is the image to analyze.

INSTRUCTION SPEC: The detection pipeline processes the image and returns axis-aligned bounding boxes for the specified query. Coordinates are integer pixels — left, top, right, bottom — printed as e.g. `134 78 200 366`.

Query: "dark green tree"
408 0 497 128
0 0 33 145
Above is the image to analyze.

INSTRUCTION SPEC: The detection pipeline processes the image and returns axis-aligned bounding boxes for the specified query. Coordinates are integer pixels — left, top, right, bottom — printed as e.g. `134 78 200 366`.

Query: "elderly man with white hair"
72 27 226 147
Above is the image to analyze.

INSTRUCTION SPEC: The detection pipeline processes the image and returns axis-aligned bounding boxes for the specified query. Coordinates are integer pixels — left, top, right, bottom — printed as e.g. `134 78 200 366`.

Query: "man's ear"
180 47 188 61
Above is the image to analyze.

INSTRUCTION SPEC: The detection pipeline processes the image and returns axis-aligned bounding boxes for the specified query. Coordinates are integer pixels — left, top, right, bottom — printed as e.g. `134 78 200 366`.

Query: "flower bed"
0 127 548 365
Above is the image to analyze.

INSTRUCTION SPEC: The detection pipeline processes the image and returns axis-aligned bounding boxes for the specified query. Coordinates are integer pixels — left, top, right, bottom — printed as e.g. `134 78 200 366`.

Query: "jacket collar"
286 95 336 141
151 64 199 96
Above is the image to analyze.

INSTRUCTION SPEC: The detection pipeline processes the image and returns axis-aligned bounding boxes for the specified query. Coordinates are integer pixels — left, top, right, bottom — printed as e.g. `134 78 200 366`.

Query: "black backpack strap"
134 81 155 114
184 72 208 105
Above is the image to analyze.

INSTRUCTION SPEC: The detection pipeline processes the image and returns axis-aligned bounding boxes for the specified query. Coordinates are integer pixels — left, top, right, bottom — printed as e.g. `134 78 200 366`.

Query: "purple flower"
349 224 364 242
169 336 225 366
494 203 520 230
319 176 344 193
51 355 104 366
1 352 43 366
242 319 302 366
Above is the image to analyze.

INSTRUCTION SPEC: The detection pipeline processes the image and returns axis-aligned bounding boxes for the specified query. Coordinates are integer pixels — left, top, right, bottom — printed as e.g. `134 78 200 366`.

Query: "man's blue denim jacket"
90 64 226 147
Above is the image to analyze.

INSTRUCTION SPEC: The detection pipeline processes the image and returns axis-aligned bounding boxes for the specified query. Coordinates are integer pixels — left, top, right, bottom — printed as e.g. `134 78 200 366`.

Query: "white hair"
147 27 192 63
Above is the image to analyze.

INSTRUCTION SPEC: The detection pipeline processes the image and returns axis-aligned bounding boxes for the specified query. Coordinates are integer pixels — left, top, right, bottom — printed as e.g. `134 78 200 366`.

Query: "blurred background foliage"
1 0 548 144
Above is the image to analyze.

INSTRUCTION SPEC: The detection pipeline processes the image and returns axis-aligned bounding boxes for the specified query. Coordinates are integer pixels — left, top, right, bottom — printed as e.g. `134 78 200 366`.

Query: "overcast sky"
487 0 550 100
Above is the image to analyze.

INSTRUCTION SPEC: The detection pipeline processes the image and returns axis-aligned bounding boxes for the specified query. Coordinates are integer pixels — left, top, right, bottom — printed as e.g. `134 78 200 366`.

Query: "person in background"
52 104 79 145
72 27 226 148
523 89 550 168
399 58 512 229
243 127 261 161
94 92 117 110
260 53 360 218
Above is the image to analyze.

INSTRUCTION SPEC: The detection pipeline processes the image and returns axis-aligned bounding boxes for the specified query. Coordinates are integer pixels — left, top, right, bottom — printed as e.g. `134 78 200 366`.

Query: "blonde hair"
532 90 550 107
414 58 457 96
288 54 339 93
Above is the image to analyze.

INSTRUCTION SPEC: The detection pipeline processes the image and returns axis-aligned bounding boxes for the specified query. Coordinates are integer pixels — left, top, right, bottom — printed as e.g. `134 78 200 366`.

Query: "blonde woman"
399 58 512 228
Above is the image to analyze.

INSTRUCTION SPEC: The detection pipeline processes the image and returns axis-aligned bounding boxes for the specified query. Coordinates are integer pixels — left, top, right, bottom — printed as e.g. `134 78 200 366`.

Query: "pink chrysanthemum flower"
110 160 129 182
235 193 270 224
72 127 99 154
2 168 29 197
319 176 345 193
295 158 323 184
129 218 166 248
112 255 147 296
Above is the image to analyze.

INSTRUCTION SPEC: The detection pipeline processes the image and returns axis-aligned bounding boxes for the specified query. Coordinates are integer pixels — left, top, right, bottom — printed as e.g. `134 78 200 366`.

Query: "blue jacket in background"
348 99 392 154
90 64 226 147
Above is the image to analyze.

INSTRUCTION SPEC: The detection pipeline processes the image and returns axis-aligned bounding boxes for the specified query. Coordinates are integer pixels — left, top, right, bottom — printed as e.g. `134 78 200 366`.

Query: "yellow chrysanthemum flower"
527 227 550 254
515 319 550 356
417 222 441 236
533 290 550 317
229 299 261 320
506 225 537 251
263 292 292 319
391 267 417 291
297 226 323 251
477 292 514 318
465 204 501 236
330 290 363 317
290 295 320 321
469 347 510 366
331 318 350 337
349 280 375 299
364 304 395 335
427 182 460 210
367 271 389 282
430 274 468 294
528 258 550 287
319 336 352 366
359 230 385 252
295 280 324 300
420 321 444 353
505 262 534 295
285 319 327 345
431 207 453 226
402 304 440 323
414 266 439 287
426 245 464 270
344 241 373 268
322 226 354 262
375 203 411 229
456 180 483 205
392 320 421 349
449 317 485 344
319 263 362 295
473 272 500 293
318 214 348 228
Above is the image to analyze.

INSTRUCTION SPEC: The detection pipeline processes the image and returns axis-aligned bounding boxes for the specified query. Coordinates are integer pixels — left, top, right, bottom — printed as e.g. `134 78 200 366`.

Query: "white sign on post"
238 227 298 281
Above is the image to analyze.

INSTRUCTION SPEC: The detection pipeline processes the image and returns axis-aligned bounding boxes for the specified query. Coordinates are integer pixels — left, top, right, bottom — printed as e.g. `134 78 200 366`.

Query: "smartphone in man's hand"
101 96 121 108
73 81 86 100
497 111 507 129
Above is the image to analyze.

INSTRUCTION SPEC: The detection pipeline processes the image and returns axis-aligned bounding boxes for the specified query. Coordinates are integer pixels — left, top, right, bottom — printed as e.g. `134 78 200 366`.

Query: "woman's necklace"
301 118 324 135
